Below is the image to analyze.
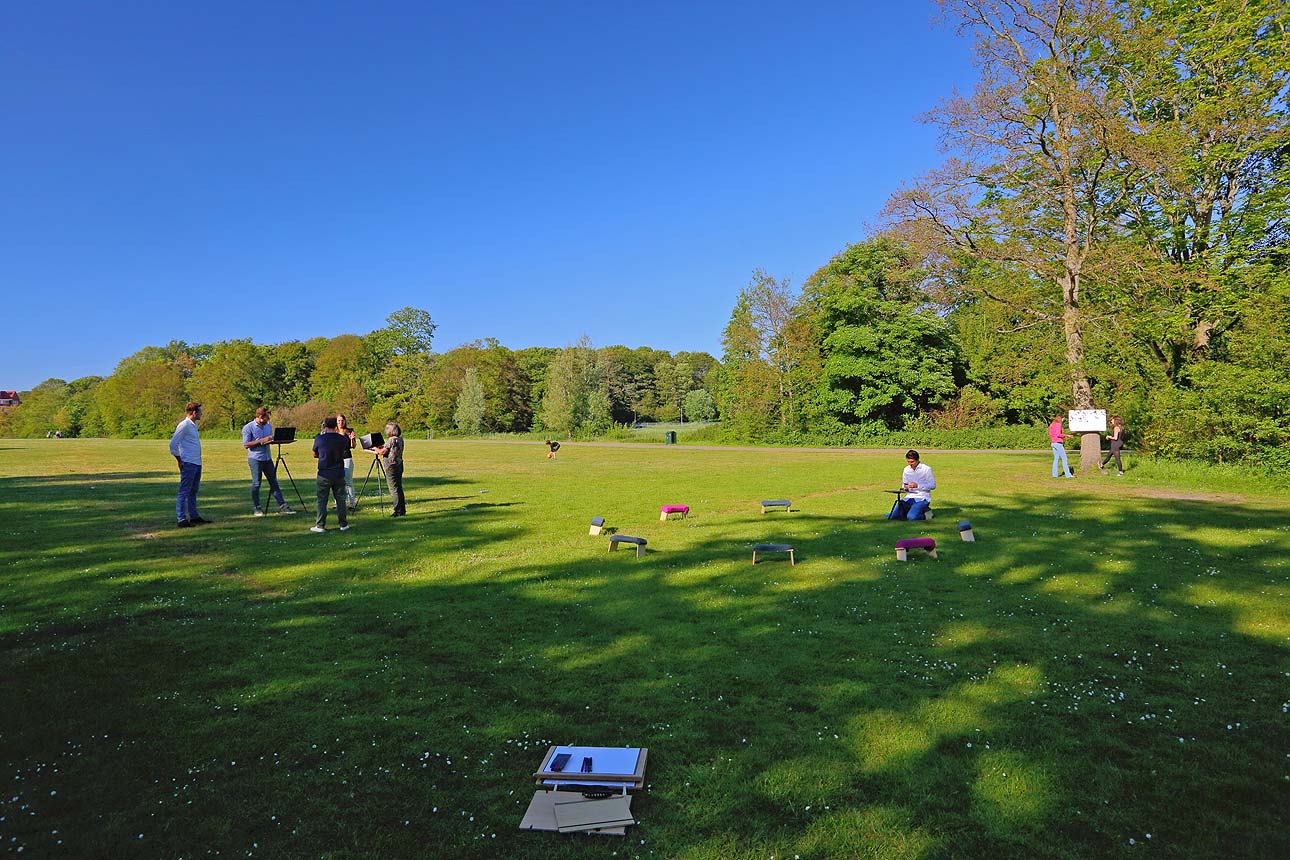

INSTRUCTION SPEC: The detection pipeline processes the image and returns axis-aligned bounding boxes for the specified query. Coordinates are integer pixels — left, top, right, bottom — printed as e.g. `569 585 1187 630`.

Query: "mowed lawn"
2 439 1288 860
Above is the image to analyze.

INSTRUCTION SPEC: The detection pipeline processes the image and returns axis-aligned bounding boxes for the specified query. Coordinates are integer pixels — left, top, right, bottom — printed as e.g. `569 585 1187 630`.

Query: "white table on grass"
533 746 647 795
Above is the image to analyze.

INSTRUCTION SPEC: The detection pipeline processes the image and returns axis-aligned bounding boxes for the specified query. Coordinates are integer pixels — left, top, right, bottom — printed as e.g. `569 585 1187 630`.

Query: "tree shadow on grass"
1 473 1288 860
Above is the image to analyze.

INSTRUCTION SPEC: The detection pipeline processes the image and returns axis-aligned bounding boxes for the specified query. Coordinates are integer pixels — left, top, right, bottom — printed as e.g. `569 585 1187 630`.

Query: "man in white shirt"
169 401 209 527
888 449 936 521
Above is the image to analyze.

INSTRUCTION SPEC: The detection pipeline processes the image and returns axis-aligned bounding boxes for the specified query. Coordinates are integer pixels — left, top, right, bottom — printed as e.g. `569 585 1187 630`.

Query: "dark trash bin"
664 431 677 445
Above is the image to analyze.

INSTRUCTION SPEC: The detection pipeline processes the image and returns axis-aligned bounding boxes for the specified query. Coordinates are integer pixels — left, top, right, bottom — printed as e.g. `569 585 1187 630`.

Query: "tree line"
3 0 1285 468
0 308 721 442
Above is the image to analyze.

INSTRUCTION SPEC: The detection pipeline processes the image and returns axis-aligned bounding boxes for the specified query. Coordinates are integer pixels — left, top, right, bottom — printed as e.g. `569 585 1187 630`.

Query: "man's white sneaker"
253 510 265 517
339 525 350 532
309 526 325 533
279 505 297 515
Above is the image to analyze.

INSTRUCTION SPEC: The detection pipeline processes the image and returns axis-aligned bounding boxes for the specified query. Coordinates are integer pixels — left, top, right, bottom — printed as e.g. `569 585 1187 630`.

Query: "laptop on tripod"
357 432 387 511
272 427 296 444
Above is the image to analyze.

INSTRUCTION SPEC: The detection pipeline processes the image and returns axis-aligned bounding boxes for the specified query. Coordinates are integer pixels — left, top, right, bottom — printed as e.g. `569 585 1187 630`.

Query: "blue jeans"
1052 443 1072 477
249 458 286 511
176 462 202 522
887 498 930 520
905 498 930 520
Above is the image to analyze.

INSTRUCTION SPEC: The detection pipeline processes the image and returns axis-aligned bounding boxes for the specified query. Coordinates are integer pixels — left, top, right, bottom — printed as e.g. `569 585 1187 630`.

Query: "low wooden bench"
752 544 795 565
589 516 606 536
760 499 791 514
895 537 937 561
608 535 647 558
958 520 975 542
659 504 689 521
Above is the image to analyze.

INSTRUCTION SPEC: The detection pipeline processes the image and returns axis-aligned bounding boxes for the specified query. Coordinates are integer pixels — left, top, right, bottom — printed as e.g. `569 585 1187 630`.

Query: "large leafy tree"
800 238 960 429
653 357 695 423
310 335 370 403
94 344 198 437
189 339 276 433
717 269 815 435
453 368 486 434
538 337 605 437
366 306 437 360
1104 0 1290 381
5 379 70 437
887 0 1131 467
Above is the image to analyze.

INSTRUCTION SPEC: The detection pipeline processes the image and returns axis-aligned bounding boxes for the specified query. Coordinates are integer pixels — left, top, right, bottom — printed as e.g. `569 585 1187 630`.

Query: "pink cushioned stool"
895 537 937 561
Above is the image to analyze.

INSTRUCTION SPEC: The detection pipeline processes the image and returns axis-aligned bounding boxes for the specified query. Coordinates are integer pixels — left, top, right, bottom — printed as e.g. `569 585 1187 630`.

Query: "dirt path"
421 438 1052 455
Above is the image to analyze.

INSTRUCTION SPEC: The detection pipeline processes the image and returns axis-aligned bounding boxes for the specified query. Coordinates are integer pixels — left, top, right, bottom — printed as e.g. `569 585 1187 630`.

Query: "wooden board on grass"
519 790 632 836
553 795 635 832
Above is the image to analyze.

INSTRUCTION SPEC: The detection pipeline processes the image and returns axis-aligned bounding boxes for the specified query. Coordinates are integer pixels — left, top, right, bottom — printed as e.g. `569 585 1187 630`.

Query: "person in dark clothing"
311 415 350 532
373 422 405 517
1100 415 1127 476
545 439 560 460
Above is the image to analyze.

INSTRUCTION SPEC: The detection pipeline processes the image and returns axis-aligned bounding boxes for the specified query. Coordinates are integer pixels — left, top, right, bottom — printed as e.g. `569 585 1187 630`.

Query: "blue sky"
1 1 975 391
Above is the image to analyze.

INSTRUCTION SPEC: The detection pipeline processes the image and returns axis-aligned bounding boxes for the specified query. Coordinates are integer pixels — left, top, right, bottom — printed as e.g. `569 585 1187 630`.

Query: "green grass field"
3 439 1288 859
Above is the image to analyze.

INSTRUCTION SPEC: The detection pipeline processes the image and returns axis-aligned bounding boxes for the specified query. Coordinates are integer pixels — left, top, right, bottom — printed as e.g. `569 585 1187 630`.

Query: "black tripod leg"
277 453 307 510
359 456 378 503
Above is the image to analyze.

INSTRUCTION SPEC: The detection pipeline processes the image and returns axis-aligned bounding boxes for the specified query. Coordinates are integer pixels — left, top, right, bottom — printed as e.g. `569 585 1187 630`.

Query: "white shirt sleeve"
169 421 185 458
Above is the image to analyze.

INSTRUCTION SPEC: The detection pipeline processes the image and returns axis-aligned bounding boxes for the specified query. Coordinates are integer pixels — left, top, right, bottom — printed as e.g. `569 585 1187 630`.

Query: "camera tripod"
357 453 388 513
273 441 308 510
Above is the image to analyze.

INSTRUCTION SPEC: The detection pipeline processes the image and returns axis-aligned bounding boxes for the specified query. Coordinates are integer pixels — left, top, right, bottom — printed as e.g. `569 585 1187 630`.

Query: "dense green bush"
678 421 1043 450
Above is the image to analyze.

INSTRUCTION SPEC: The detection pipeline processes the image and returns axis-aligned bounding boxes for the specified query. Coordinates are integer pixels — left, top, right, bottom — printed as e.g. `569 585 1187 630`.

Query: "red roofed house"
0 391 21 409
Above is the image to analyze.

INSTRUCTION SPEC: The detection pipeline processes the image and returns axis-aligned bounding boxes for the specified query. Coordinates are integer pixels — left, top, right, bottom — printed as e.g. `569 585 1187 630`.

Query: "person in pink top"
1048 412 1073 478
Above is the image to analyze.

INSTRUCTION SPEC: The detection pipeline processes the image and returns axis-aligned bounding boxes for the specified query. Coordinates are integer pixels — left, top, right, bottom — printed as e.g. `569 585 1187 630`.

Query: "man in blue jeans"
242 406 296 516
169 401 209 528
887 449 936 521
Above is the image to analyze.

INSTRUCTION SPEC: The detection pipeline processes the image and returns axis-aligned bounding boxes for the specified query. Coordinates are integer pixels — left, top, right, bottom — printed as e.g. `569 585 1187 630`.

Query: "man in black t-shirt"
311 415 351 532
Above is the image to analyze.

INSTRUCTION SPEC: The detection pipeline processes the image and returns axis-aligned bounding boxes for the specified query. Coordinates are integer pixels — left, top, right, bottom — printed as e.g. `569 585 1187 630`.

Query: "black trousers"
1101 441 1124 471
316 474 348 528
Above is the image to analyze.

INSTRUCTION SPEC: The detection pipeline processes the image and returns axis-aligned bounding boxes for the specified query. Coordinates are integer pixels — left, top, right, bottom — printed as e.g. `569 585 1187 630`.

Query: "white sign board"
1068 409 1107 432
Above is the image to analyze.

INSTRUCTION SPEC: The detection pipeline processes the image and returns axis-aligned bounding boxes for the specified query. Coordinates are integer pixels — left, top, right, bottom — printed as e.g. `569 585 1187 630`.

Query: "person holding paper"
242 406 295 516
1048 412 1074 478
887 450 935 520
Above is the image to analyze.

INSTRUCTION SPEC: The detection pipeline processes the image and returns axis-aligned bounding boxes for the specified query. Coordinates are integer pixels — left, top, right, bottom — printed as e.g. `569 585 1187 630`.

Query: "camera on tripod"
357 432 388 511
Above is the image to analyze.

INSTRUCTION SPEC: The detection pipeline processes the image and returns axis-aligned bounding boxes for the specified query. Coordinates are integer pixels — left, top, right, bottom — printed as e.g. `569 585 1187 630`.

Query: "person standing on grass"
1048 412 1074 478
242 406 295 516
169 401 209 527
545 439 560 460
888 449 935 520
310 415 350 533
1100 415 1127 476
336 413 358 510
372 422 405 517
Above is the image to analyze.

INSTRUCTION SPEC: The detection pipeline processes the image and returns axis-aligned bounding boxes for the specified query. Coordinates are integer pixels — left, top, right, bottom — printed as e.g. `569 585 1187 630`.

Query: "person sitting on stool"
887 449 936 520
